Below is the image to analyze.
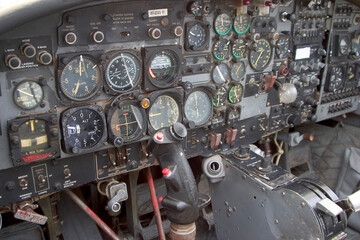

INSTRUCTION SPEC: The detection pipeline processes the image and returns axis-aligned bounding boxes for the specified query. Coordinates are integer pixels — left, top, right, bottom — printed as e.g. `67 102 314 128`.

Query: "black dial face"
232 38 247 58
231 62 246 81
214 13 232 35
212 63 230 84
19 119 48 154
105 52 141 92
276 36 291 59
149 95 179 130
339 37 350 55
13 80 43 110
212 87 227 107
184 91 212 126
347 64 356 82
234 15 250 34
63 108 105 151
228 84 244 103
60 55 101 101
188 1 202 15
109 104 144 142
249 39 272 71
351 34 360 58
187 24 207 49
213 39 230 60
326 66 344 92
149 50 179 83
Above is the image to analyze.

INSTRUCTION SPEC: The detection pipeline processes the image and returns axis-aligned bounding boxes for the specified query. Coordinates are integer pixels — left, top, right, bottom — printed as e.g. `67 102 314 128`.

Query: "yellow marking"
30 120 34 132
149 113 161 117
17 89 33 97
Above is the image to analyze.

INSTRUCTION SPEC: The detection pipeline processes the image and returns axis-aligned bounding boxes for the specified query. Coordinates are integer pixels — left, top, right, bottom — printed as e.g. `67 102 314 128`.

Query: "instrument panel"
0 0 359 206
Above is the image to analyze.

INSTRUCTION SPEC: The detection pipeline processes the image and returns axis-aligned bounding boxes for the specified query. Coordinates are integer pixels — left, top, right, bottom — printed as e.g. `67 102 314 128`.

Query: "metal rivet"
275 219 279 224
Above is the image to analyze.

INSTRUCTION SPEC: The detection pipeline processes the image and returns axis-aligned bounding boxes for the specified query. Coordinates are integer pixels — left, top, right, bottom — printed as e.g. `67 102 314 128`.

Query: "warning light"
141 98 150 109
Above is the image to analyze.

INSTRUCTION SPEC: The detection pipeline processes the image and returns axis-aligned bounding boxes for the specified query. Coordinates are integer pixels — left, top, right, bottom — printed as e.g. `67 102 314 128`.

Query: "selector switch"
225 128 238 145
148 28 161 39
64 32 77 45
21 43 36 58
92 31 105 43
38 175 46 183
5 54 21 69
37 50 53 65
64 168 71 178
19 178 28 188
209 133 222 149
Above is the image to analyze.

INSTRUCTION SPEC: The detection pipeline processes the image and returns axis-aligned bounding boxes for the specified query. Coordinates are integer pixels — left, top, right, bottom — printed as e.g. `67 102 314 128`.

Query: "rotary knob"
5 54 21 69
21 43 36 58
64 32 77 45
92 31 105 43
148 28 161 39
37 50 53 65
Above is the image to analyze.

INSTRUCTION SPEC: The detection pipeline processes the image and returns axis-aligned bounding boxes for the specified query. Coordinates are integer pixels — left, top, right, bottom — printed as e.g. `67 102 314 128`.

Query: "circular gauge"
347 64 356 82
212 63 230 84
13 80 43 110
212 87 227 107
231 62 246 81
228 84 244 103
148 50 179 86
62 107 106 152
232 38 247 58
326 66 344 92
19 119 48 154
351 34 360 58
276 36 291 59
184 91 212 126
186 23 207 50
249 39 272 71
188 1 202 15
109 104 145 143
213 39 230 60
234 15 250 34
148 95 180 130
60 55 101 101
214 13 232 35
105 52 141 92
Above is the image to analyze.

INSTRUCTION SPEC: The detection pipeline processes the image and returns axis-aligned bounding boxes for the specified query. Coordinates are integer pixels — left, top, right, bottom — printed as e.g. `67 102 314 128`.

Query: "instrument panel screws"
281 192 286 196
274 219 279 224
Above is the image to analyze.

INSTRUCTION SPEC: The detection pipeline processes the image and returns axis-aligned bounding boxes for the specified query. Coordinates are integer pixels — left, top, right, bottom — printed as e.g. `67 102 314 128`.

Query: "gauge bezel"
185 21 210 51
232 38 247 59
212 86 228 108
228 83 244 104
8 113 60 166
214 13 232 35
57 53 102 102
230 61 246 82
325 65 345 93
13 79 44 110
275 35 291 59
61 104 107 154
183 86 214 128
212 63 230 85
147 88 184 134
107 100 147 146
249 38 272 72
103 50 142 95
233 15 250 35
213 38 230 61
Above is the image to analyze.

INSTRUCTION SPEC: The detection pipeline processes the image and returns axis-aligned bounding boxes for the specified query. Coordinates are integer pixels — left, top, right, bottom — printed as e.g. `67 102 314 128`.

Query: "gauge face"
212 63 230 84
231 62 246 81
228 84 244 103
234 15 250 34
351 35 360 58
213 39 230 60
109 104 144 142
347 64 356 82
232 38 247 58
13 80 43 110
184 91 212 126
19 119 48 154
187 23 207 49
212 87 227 107
214 13 232 35
249 39 272 71
326 66 344 92
188 1 202 15
339 37 350 56
149 95 179 130
149 50 179 84
276 36 291 59
105 52 141 92
60 55 101 101
63 108 105 151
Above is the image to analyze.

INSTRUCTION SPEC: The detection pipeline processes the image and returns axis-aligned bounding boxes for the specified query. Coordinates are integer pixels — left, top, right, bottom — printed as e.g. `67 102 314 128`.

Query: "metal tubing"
145 167 166 240
65 189 121 240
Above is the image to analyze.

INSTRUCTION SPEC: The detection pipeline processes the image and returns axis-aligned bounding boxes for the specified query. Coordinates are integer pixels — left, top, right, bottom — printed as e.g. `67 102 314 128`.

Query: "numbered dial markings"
231 62 246 81
212 87 227 107
326 66 344 92
232 38 247 58
149 95 179 130
229 84 244 103
276 36 291 59
60 55 101 101
212 63 230 84
234 15 250 34
213 39 230 60
105 53 141 92
187 23 207 49
184 91 212 126
14 80 43 110
149 50 179 82
19 119 48 154
214 13 232 35
249 39 272 71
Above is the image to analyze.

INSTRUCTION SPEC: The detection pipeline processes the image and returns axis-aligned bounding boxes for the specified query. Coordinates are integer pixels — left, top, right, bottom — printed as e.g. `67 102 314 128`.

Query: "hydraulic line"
145 167 166 240
65 189 121 240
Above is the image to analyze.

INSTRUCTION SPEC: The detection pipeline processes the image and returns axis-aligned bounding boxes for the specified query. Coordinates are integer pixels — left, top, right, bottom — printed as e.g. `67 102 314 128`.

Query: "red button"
156 132 164 141
265 1 272 6
162 168 171 176
158 197 163 203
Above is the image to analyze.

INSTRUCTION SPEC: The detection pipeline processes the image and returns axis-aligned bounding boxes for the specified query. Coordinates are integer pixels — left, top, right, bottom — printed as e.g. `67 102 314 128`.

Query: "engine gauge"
184 91 212 126
228 84 244 103
351 34 360 58
212 87 227 107
60 55 101 101
347 64 356 82
13 80 43 110
249 39 272 71
234 15 250 34
212 63 230 84
148 49 179 87
104 52 141 93
276 36 291 59
19 119 48 155
61 105 107 153
325 66 344 93
213 39 230 60
232 38 247 58
148 95 180 130
231 62 246 81
214 13 232 35
108 103 146 145
186 23 208 51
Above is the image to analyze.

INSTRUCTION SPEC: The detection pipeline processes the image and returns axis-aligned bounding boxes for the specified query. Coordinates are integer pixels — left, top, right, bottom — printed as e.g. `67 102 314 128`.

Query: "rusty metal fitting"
169 222 196 240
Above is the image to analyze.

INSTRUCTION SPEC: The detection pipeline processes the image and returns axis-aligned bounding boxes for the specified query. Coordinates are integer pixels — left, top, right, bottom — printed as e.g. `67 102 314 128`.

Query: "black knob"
37 51 53 65
5 181 15 191
171 122 187 140
64 32 77 45
5 54 21 69
21 43 36 58
54 182 62 191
